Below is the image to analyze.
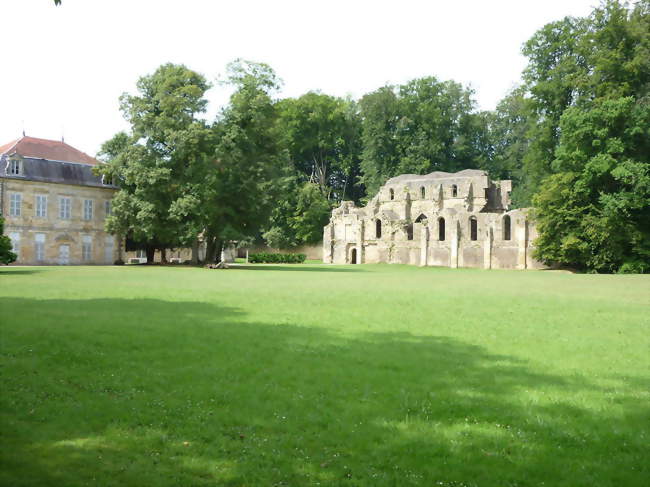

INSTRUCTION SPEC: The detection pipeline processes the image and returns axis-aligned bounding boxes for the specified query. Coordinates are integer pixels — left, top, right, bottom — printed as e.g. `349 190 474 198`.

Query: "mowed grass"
0 265 648 487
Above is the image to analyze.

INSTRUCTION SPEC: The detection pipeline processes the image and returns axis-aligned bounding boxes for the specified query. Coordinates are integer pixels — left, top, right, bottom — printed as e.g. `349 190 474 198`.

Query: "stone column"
450 220 460 268
483 226 493 269
419 223 429 266
323 224 333 263
517 219 528 270
356 220 365 264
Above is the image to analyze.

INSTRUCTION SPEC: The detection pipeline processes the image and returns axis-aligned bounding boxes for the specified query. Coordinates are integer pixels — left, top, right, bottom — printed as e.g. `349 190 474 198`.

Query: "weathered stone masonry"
323 169 543 269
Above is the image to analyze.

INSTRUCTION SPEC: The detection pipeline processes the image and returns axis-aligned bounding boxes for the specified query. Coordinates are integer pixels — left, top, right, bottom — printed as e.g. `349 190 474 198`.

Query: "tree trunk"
215 239 223 263
146 245 155 264
191 239 200 265
205 236 218 264
160 248 167 264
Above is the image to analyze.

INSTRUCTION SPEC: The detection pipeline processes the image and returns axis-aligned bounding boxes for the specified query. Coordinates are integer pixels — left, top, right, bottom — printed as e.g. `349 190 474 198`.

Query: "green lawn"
1 265 648 486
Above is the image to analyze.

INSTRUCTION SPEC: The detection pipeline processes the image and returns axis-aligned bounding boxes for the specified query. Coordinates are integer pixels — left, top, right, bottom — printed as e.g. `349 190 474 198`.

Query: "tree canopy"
92 0 649 272
528 0 650 272
358 77 488 195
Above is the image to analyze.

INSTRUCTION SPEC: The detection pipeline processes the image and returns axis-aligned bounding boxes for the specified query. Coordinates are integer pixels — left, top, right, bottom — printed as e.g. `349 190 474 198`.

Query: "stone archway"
350 248 357 264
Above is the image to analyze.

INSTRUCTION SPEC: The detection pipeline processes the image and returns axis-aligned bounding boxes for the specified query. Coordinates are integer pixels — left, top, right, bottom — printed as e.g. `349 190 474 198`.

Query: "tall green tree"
276 92 362 202
264 93 362 249
359 77 486 195
485 87 536 206
529 0 650 272
200 60 285 262
98 63 212 263
0 217 17 265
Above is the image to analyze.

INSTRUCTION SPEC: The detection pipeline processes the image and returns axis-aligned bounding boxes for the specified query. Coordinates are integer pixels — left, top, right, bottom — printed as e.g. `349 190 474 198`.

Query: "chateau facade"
323 169 543 269
1 136 119 265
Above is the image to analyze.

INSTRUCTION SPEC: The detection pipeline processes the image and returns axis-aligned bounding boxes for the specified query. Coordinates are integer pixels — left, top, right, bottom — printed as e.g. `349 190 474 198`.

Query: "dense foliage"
358 78 490 195
247 252 307 264
98 64 213 263
97 0 649 272
528 0 650 272
0 217 17 265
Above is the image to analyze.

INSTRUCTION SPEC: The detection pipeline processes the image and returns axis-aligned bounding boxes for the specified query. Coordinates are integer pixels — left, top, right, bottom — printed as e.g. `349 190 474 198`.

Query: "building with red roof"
1 135 120 265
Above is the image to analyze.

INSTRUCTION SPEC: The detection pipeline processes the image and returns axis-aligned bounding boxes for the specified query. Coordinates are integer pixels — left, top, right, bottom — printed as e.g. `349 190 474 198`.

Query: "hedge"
248 252 306 264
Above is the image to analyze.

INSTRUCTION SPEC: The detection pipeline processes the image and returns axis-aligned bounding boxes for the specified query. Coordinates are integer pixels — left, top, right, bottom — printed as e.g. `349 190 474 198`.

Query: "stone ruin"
323 169 543 269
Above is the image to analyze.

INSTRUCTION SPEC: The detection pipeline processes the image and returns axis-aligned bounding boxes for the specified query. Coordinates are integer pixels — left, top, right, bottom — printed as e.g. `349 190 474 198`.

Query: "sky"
1 0 598 157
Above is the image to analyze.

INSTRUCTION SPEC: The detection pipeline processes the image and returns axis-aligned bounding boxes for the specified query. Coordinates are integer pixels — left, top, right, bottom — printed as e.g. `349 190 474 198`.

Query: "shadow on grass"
0 297 647 486
0 268 44 275
231 264 363 272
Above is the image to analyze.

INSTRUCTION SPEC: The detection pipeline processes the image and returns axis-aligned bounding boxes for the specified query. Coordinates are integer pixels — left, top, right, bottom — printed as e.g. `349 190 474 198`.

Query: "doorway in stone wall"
58 244 70 265
350 248 357 264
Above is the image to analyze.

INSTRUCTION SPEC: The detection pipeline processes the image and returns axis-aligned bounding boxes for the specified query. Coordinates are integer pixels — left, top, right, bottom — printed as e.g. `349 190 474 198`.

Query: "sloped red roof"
0 136 98 165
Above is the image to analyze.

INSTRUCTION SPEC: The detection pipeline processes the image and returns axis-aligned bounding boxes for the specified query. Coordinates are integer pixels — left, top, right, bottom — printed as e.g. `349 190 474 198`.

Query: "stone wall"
323 169 545 270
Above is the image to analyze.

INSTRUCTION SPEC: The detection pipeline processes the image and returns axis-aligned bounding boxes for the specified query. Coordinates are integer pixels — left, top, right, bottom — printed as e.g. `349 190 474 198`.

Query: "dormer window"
8 159 21 175
101 174 113 185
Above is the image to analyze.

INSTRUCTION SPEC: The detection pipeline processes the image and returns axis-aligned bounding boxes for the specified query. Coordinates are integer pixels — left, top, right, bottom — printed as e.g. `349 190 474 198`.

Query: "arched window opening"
420 186 426 199
389 188 395 200
406 224 414 241
503 215 511 241
376 219 382 239
451 184 458 197
469 216 478 241
438 217 445 241
415 213 427 223
350 248 357 264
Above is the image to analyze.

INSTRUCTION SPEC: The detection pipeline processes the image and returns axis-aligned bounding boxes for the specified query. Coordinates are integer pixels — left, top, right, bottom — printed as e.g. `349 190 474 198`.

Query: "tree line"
97 0 649 273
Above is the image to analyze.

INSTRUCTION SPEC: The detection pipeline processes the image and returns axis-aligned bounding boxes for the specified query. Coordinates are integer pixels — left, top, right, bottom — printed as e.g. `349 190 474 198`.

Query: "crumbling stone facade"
323 169 543 269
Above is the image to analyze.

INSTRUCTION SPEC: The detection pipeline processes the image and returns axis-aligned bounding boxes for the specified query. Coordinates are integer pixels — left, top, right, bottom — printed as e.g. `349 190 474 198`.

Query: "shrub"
113 259 125 266
248 252 306 264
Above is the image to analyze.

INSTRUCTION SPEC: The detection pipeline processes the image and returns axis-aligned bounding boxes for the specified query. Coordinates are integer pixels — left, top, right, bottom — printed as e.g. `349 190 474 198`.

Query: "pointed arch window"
389 188 395 200
451 184 458 197
469 216 478 241
376 219 382 239
420 186 426 199
503 215 511 241
438 217 445 241
415 214 427 224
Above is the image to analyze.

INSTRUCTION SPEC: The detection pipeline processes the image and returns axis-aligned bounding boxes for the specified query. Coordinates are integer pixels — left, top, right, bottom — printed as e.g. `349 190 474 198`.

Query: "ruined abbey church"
323 169 543 269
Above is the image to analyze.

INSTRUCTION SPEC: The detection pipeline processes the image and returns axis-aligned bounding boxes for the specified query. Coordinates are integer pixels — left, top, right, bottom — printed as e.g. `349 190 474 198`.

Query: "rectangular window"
105 235 114 264
83 199 93 220
9 232 20 257
104 200 111 217
9 159 21 175
82 235 92 261
35 194 48 218
59 197 71 219
9 193 21 217
35 233 46 261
